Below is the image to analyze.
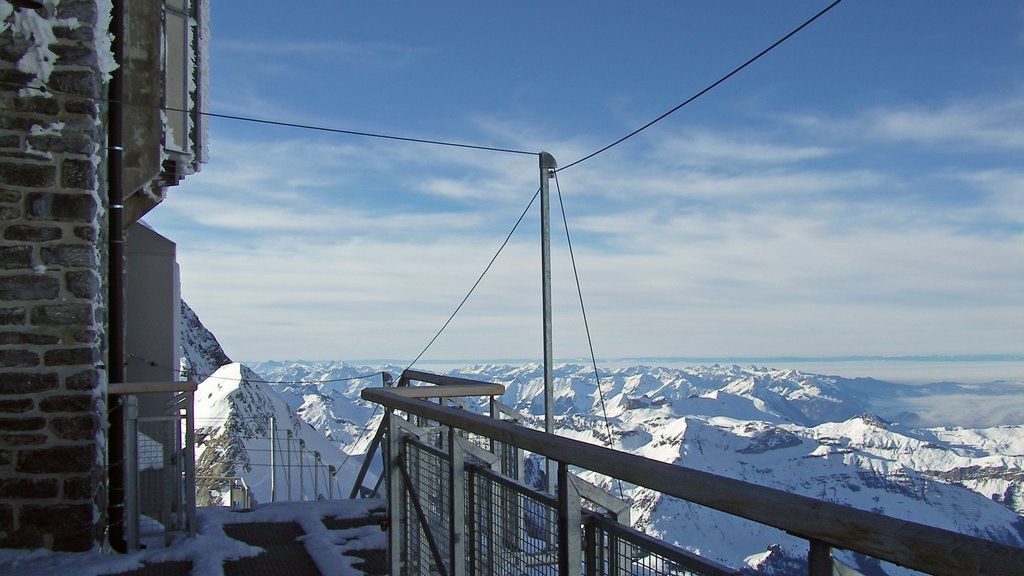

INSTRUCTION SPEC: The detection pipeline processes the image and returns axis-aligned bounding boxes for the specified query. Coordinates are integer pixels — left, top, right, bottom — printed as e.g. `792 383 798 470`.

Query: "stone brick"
44 347 98 366
0 350 40 368
0 116 47 133
0 69 35 88
54 21 94 43
12 96 61 116
0 274 60 300
0 245 32 270
64 270 96 299
0 205 21 219
0 478 59 499
0 67 33 85
0 526 42 549
0 504 11 530
0 372 58 394
0 162 56 188
56 0 98 23
30 302 91 325
16 444 94 474
0 434 48 446
0 134 21 148
53 530 96 552
41 244 95 267
65 369 100 391
0 332 60 345
39 394 92 413
61 159 95 190
50 415 98 440
0 307 26 325
73 225 96 241
26 135 93 155
62 475 93 500
0 189 21 202
0 398 33 413
51 44 95 67
0 150 50 162
20 503 92 533
27 192 97 222
72 328 96 344
63 99 96 116
3 225 62 242
47 70 98 97
0 450 9 466
0 416 45 431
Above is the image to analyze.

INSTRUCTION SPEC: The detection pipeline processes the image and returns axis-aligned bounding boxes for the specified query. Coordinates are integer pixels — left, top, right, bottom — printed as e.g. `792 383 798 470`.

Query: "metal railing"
193 417 345 507
359 370 1024 576
110 381 197 550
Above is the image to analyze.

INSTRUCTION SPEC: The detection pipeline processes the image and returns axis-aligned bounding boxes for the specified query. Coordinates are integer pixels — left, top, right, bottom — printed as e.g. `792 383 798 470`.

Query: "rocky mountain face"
179 300 232 382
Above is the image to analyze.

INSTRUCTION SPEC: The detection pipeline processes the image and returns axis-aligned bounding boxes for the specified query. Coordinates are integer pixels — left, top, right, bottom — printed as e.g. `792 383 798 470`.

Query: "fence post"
286 430 293 501
556 461 581 576
184 388 196 537
314 451 321 499
124 395 139 551
808 539 832 576
299 439 306 501
449 429 467 576
270 416 276 502
329 465 336 499
386 411 402 576
583 515 598 576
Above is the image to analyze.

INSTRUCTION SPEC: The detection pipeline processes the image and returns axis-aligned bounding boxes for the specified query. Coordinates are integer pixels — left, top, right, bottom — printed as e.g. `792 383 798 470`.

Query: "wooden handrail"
362 386 1024 576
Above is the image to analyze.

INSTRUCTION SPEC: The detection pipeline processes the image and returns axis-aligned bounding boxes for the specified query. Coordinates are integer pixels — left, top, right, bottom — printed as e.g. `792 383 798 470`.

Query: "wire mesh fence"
389 412 734 576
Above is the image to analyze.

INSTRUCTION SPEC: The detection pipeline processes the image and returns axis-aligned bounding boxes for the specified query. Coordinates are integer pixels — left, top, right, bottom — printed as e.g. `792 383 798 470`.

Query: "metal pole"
328 465 336 499
286 430 292 501
299 439 306 501
314 451 321 500
270 416 276 502
539 151 557 493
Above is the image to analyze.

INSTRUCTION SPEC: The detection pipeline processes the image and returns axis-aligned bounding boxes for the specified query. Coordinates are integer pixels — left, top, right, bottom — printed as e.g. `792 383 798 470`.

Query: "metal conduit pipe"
106 0 127 553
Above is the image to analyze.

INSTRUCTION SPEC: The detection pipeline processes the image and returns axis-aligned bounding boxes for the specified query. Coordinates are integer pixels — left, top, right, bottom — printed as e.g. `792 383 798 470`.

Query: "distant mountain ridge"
250 359 1024 574
177 300 1024 574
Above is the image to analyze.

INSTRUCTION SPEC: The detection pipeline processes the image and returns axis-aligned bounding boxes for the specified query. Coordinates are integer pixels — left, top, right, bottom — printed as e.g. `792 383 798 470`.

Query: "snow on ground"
0 499 385 576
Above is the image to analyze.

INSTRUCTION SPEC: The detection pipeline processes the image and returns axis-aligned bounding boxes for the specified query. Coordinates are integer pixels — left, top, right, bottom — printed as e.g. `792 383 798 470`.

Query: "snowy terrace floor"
0 500 387 576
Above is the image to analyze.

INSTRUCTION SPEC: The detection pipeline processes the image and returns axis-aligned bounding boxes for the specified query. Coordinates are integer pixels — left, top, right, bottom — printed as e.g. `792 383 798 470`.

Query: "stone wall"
0 1 108 551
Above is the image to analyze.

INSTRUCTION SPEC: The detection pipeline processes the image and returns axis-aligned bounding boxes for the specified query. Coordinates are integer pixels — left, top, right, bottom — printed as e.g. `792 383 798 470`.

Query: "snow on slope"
193 363 364 506
251 360 1024 574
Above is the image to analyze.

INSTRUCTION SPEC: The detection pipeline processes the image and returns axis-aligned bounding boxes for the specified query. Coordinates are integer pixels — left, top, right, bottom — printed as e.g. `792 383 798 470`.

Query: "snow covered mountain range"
179 303 1024 573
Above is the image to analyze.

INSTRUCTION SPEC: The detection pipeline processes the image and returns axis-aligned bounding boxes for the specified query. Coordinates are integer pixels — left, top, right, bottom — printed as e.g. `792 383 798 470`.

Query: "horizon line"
243 354 1024 366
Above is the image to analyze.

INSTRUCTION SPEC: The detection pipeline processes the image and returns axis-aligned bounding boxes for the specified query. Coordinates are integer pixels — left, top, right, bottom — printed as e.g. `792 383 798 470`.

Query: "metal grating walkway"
102 507 387 576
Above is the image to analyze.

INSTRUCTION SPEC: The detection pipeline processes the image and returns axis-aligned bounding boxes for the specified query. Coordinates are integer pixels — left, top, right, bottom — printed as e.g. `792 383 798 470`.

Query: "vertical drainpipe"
106 0 127 553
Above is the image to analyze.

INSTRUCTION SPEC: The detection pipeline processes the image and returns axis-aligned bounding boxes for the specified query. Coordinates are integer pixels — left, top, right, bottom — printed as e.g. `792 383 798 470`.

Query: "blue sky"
147 1 1024 363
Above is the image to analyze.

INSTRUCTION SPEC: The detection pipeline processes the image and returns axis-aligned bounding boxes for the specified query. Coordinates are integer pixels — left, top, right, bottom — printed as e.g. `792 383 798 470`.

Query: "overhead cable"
405 186 542 370
553 172 625 500
558 0 843 172
0 81 535 157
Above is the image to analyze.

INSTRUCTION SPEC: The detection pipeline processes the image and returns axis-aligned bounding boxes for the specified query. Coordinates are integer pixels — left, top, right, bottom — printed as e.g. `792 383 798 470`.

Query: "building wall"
0 1 109 551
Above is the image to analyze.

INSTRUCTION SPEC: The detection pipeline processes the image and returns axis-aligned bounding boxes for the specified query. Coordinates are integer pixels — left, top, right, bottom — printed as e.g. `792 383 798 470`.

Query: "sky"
146 1 1024 364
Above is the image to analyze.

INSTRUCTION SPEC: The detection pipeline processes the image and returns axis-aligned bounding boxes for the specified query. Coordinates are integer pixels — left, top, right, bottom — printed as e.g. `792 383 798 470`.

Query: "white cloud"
156 92 1024 361
785 94 1024 151
651 131 834 166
